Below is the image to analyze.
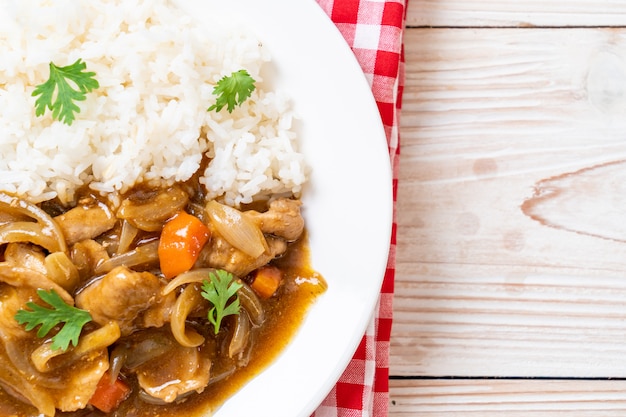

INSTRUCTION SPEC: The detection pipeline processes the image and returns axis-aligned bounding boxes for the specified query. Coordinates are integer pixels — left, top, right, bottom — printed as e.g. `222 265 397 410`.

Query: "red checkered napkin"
311 0 405 416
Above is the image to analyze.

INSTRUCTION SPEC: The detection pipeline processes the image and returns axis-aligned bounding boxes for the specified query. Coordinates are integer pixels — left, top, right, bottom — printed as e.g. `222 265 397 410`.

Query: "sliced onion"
30 342 65 373
122 330 175 371
73 321 121 356
205 200 268 258
117 186 189 232
3 340 63 388
94 240 160 275
237 281 265 326
161 268 216 295
30 323 120 374
0 222 63 254
117 220 139 254
0 192 67 253
0 263 73 304
109 344 128 382
45 251 80 292
228 309 250 358
0 211 28 226
170 284 205 347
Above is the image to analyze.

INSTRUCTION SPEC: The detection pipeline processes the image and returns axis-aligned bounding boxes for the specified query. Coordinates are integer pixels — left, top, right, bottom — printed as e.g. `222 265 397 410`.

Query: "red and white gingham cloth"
312 0 406 416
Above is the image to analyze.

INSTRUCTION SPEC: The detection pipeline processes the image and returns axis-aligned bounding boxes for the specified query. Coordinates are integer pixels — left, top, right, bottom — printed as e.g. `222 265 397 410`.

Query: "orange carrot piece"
250 265 282 299
158 210 210 279
88 371 131 413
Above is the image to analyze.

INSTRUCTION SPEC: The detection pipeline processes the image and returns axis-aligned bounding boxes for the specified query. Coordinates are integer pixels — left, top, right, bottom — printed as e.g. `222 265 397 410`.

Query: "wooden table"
391 1 626 415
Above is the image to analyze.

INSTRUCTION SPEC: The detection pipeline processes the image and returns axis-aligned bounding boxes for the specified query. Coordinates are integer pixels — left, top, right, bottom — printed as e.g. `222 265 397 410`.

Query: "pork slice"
53 350 109 412
198 235 287 277
135 334 211 403
2 243 47 274
244 198 304 241
76 266 163 335
54 200 117 246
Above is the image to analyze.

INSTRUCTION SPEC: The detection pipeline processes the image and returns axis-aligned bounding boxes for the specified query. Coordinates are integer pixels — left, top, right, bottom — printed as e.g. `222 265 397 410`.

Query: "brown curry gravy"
150 231 327 417
0 230 326 417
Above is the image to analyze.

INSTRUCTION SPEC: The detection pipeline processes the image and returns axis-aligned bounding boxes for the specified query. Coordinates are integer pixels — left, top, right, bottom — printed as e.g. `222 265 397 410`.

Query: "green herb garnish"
207 69 256 113
32 58 100 125
15 289 93 351
201 270 243 334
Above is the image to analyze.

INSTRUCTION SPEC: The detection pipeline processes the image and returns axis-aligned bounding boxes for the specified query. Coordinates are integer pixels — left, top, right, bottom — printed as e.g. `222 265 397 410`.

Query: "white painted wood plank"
393 28 626 377
407 0 626 27
389 379 626 416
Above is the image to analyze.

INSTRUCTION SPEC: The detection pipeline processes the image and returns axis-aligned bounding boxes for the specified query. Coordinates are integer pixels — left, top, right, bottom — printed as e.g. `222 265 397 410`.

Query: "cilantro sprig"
201 270 243 334
32 58 100 125
15 289 93 352
207 69 256 113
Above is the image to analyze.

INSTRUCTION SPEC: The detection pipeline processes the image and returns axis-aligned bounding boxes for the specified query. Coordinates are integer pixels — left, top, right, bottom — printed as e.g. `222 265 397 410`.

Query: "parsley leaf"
207 69 256 113
201 270 243 334
32 58 100 125
15 289 93 352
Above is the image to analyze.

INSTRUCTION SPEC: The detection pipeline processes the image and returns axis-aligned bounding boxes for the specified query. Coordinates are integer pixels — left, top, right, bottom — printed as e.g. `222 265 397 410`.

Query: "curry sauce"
0 184 327 417
0 229 326 417
103 232 325 417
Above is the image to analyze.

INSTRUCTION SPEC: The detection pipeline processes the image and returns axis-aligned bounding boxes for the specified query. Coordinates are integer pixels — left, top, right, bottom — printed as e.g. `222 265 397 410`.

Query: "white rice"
0 0 307 207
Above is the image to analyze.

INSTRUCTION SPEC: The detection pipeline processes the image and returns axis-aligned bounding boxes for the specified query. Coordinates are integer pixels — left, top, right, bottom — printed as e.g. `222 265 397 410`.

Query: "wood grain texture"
392 0 626 414
392 27 626 377
389 379 626 415
406 0 626 27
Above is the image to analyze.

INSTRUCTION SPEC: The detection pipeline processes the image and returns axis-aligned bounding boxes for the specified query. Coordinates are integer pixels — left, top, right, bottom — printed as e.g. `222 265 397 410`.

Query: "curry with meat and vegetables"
0 178 326 417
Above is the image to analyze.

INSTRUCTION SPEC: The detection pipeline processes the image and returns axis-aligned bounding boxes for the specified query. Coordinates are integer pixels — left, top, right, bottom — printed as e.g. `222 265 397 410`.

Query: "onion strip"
108 345 127 382
0 263 73 304
205 200 269 258
116 186 189 232
73 321 121 356
122 332 174 371
29 321 119 375
228 309 250 358
44 251 80 292
94 240 160 275
0 222 63 254
237 281 265 326
0 192 67 253
117 220 139 254
30 342 65 373
170 284 205 347
161 268 216 295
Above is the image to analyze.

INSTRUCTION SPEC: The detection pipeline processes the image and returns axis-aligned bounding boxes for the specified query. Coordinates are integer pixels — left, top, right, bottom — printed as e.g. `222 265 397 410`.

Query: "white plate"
176 1 393 416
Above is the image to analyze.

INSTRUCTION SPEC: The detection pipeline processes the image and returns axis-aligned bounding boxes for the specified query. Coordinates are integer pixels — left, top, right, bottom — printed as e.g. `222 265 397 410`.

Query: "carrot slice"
88 371 131 413
250 265 282 299
158 210 211 279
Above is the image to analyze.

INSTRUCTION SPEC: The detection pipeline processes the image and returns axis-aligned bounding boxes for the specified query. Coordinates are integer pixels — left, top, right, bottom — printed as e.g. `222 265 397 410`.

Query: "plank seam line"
389 375 626 381
405 25 626 29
